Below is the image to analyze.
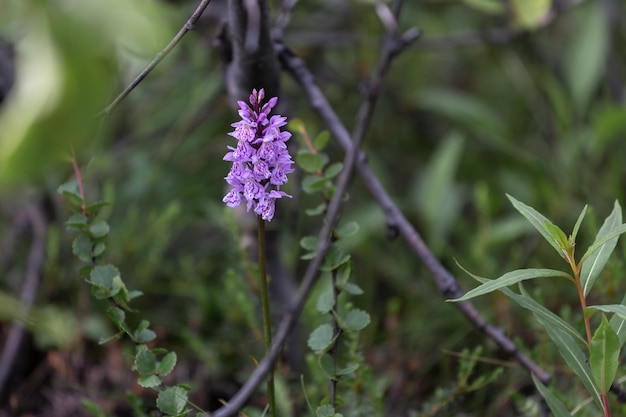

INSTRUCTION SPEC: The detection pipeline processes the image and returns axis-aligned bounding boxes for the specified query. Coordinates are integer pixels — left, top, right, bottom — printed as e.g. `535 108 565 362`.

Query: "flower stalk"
257 215 276 417
222 88 293 417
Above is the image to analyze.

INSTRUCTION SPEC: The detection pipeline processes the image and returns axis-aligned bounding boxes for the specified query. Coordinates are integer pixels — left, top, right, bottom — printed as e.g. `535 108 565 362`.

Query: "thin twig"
277 44 552 385
99 0 213 116
274 0 299 39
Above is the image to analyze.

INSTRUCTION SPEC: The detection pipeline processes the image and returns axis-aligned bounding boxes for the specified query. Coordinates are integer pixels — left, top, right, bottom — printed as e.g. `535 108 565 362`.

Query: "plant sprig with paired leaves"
293 120 374 417
450 195 626 417
58 162 194 417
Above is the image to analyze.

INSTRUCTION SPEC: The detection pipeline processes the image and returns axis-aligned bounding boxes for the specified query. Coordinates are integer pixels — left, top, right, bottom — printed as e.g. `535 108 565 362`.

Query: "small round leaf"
343 309 370 332
157 386 188 416
308 324 334 353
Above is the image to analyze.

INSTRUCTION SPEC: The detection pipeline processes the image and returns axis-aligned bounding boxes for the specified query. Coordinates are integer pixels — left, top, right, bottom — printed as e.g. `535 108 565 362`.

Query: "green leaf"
565 1 608 112
92 242 106 257
537 318 604 412
532 375 572 417
586 304 626 320
335 222 359 239
343 309 370 332
463 0 504 14
308 324 334 353
589 315 619 394
336 263 352 285
88 264 122 299
511 0 551 29
412 131 464 253
302 175 329 194
81 398 107 417
320 252 351 271
85 201 109 216
137 374 161 388
449 268 570 302
106 306 125 327
128 290 143 301
306 203 327 216
415 89 505 140
317 291 335 314
297 152 324 173
516 284 587 346
318 354 336 379
316 404 336 417
313 131 330 151
300 236 319 251
580 201 622 296
72 234 93 262
156 386 188 416
589 304 626 348
65 213 88 228
134 320 157 343
135 347 158 375
608 294 626 348
570 204 588 244
338 282 363 295
507 195 568 259
324 162 343 179
159 352 177 377
579 223 626 268
457 263 586 346
57 181 82 200
544 222 571 255
336 362 359 375
89 220 110 239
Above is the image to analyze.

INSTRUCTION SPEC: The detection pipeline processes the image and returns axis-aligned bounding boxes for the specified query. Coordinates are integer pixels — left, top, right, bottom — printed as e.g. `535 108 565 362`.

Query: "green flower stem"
329 269 340 407
257 216 276 417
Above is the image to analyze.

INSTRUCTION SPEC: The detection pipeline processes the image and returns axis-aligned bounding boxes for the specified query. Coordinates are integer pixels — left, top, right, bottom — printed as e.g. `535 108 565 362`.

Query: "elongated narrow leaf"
580 228 626 269
586 304 626 320
580 201 623 296
537 317 604 412
532 375 572 417
589 315 619 394
455 263 585 345
449 268 570 302
507 194 568 259
608 294 626 348
545 222 572 254
570 205 588 244
514 284 586 346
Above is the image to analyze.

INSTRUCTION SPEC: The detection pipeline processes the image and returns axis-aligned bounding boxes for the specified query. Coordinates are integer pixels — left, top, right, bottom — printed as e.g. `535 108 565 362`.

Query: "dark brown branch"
99 0 213 116
277 44 552 385
0 203 47 396
226 0 280 102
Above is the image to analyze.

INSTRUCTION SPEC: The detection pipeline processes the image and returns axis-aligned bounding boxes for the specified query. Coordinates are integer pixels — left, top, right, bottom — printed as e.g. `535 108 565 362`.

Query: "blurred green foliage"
1 0 626 415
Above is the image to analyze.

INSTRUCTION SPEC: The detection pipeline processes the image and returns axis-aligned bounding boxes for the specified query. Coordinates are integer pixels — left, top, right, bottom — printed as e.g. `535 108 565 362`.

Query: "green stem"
257 216 276 417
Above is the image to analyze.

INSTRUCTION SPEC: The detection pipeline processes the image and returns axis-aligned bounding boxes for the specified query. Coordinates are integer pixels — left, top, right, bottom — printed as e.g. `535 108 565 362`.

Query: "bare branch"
99 0 214 116
277 44 552 385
